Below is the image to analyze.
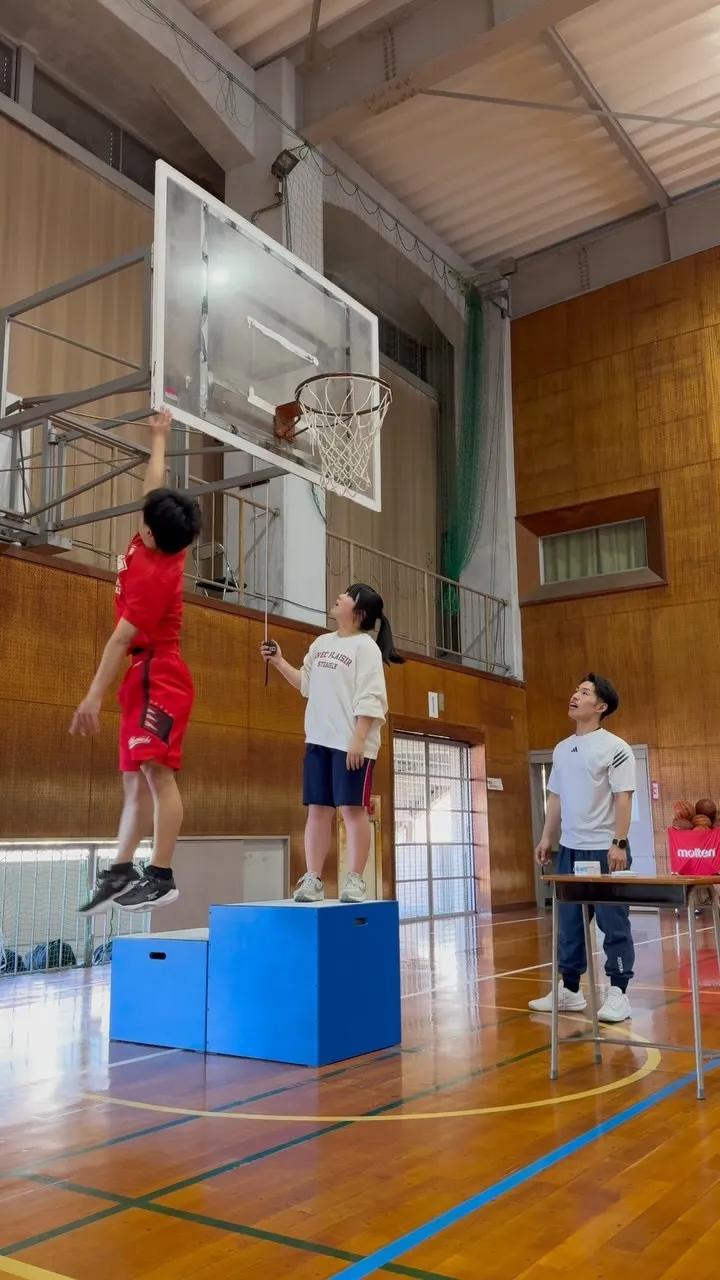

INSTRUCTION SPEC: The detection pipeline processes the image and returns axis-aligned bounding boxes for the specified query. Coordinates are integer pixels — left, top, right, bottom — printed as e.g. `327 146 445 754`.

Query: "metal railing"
327 534 508 673
1 409 508 672
0 843 151 978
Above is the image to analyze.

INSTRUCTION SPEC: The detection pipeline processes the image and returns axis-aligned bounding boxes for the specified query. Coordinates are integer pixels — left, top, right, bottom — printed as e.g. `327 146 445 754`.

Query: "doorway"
393 734 476 922
529 745 656 908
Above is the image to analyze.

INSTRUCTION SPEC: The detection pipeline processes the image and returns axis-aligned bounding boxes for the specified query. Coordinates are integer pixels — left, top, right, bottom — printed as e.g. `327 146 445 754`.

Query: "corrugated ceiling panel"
340 40 650 262
560 0 720 196
181 0 373 65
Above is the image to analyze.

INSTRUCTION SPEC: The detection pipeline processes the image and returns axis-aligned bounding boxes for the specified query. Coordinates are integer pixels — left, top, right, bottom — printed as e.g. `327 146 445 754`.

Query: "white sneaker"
598 987 631 1023
528 983 587 1013
340 873 367 904
293 873 324 903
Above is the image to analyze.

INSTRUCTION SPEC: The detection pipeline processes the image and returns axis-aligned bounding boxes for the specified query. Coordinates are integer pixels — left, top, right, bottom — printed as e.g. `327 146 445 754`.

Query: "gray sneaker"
340 873 367 904
293 873 324 903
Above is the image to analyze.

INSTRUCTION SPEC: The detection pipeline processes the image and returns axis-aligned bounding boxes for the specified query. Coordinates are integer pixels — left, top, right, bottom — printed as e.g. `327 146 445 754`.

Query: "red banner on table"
668 827 720 875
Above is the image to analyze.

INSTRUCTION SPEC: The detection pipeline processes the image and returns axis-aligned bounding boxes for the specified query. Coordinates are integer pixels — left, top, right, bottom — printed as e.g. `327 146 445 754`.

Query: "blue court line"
332 1062 720 1279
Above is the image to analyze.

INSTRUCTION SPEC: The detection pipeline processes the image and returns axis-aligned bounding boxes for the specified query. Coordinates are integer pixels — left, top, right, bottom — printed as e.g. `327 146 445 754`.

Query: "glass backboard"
152 162 382 510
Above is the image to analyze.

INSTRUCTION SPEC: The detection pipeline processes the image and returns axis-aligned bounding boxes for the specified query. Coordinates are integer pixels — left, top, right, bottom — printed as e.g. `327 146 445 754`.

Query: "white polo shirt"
547 728 636 851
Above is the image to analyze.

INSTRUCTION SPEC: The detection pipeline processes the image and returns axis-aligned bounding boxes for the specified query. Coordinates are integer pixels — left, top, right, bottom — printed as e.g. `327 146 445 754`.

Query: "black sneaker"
114 870 179 912
79 865 140 916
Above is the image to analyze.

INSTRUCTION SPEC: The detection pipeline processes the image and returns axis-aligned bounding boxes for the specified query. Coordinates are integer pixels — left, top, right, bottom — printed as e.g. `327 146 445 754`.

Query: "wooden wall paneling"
470 743 491 911
87 710 123 837
513 369 576 506
697 247 720 327
181 721 248 839
243 728 308 886
661 465 720 597
699 323 720 456
569 351 640 483
183 604 250 730
650 601 720 750
246 617 313 737
0 558 98 708
0 702 94 839
514 243 720 865
511 302 569 382
634 332 708 475
627 256 700 347
566 279 632 367
484 755 534 910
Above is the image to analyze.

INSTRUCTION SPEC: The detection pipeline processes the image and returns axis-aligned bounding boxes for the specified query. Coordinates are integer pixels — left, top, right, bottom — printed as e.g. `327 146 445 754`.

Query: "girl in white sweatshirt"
261 584 403 904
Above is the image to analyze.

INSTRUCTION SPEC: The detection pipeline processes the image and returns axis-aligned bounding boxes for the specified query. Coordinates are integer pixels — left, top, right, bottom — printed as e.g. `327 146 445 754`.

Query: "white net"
296 374 391 497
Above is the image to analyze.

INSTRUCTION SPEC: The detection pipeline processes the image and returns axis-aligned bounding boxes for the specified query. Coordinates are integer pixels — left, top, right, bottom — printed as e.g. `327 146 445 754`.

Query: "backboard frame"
151 161 382 511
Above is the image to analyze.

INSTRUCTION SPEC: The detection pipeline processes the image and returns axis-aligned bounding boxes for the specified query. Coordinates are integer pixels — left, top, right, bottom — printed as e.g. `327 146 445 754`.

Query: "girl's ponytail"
376 612 404 666
346 584 405 665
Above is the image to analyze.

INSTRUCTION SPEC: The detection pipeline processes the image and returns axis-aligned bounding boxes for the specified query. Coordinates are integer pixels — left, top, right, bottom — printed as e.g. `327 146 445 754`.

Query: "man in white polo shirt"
529 673 636 1024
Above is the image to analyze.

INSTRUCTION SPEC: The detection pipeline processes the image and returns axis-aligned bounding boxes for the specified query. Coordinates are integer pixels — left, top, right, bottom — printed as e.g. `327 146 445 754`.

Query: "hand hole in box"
354 918 367 927
149 951 167 960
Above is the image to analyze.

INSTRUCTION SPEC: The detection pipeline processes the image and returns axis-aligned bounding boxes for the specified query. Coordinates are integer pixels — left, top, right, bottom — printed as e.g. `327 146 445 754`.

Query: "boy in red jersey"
71 409 201 914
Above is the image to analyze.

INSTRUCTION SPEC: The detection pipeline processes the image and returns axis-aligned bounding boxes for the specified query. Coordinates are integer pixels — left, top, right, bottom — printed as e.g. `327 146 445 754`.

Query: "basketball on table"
695 798 717 823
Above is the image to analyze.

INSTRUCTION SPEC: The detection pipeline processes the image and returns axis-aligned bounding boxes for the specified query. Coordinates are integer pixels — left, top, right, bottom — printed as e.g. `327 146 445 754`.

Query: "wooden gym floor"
1 909 720 1280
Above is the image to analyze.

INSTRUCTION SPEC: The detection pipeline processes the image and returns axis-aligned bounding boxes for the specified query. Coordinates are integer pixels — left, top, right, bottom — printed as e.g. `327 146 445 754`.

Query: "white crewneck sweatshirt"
300 631 388 758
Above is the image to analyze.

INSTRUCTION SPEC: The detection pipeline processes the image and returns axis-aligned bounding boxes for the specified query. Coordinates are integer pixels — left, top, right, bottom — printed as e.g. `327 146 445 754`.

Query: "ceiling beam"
260 0 415 69
299 0 601 143
542 27 669 209
96 0 257 166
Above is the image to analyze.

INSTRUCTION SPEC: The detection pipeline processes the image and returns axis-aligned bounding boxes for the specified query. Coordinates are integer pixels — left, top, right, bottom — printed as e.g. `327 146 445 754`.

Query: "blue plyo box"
109 928 209 1052
206 901 401 1066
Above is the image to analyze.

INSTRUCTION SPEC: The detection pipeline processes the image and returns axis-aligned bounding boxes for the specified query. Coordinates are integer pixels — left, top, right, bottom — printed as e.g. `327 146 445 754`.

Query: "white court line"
402 924 715 1002
0 1048 179 1102
106 1048 179 1070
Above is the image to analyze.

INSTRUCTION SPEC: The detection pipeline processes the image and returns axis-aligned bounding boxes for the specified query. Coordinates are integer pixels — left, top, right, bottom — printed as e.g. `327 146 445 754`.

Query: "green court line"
9 1047 409 1176
2 1185 455 1280
20 1174 133 1206
0 1206 127 1257
1 1034 550 1268
144 1202 457 1280
10 1009 529 1180
137 1037 556 1201
0 990 686 1271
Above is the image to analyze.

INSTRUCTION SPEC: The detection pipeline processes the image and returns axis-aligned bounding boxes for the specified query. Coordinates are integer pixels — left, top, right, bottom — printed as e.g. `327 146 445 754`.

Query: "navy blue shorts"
303 744 375 810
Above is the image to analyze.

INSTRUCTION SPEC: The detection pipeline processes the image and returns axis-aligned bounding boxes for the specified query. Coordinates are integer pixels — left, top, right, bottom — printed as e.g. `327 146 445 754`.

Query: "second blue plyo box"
206 900 401 1066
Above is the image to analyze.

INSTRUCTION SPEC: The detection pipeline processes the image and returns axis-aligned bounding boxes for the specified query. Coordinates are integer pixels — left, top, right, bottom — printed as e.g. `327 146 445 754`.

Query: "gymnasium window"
0 40 15 99
0 842 151 978
32 70 159 192
540 517 647 585
379 316 428 383
516 489 666 604
393 735 476 922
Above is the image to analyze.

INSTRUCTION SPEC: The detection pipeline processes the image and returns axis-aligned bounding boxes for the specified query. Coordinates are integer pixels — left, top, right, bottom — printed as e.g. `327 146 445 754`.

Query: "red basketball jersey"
115 533 185 653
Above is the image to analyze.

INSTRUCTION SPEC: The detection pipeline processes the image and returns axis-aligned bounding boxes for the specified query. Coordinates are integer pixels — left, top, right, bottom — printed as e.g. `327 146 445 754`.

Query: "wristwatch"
612 838 628 850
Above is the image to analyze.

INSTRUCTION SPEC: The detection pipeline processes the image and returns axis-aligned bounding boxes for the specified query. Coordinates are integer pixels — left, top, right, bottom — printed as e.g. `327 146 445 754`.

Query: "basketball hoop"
274 373 391 497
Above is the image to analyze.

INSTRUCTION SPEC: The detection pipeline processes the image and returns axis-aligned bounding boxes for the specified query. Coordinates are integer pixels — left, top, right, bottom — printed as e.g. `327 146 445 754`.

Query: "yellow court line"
498 974 720 996
0 1261 77 1280
84 1026 662 1122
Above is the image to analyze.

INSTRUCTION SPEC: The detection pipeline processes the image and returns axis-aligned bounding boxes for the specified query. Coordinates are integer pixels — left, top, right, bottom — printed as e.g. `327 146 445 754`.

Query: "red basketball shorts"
118 651 194 773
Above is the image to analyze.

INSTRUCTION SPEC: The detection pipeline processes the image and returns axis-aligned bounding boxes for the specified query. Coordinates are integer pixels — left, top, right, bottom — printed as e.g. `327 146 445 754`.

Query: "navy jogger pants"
556 845 635 990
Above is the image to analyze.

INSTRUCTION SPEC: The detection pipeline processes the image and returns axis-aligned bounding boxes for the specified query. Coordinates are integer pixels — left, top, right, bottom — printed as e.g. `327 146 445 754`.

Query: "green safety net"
441 287 488 614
